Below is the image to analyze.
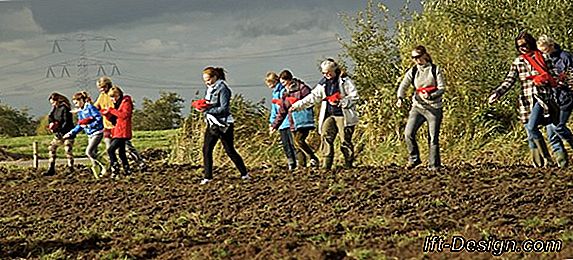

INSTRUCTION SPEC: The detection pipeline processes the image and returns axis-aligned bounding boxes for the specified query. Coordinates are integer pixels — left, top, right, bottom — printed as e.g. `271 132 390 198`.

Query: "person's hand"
420 91 430 99
328 100 340 106
269 125 276 135
63 133 72 139
396 98 403 108
488 92 499 104
288 106 297 112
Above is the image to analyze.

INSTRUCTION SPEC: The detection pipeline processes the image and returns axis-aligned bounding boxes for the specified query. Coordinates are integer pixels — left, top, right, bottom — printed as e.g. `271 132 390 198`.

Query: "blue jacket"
204 79 233 124
69 103 104 137
272 79 315 131
269 82 290 130
549 44 573 74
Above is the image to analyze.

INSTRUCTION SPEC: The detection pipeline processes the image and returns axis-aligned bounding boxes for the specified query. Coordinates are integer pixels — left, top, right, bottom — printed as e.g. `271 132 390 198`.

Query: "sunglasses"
412 54 423 59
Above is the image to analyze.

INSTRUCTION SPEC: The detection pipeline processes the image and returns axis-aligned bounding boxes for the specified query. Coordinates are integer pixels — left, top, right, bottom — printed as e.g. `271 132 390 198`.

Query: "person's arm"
87 104 103 129
429 65 445 99
340 77 359 108
108 97 133 119
291 84 324 111
271 96 289 129
397 68 414 99
493 61 519 98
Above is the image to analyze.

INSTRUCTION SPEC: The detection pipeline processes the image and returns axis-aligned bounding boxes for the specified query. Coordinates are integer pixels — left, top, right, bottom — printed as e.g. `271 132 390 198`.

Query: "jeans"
279 129 297 168
86 132 103 166
551 109 573 149
526 102 564 152
202 124 247 179
404 106 442 167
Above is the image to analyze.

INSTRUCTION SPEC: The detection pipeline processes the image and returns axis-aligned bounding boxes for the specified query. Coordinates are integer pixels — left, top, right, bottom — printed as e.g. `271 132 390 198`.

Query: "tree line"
0 91 184 137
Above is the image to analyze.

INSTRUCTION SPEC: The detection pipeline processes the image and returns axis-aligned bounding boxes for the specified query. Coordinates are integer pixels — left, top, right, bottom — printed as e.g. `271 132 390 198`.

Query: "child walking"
63 91 105 178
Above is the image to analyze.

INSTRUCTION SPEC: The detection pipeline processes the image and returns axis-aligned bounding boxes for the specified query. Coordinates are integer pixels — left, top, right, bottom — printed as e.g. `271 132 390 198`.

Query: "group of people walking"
45 76 146 178
45 31 573 184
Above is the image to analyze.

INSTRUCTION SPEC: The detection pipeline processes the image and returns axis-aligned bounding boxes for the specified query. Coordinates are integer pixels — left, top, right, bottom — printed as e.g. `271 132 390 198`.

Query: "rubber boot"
322 157 333 170
43 161 56 176
530 148 544 168
555 151 568 168
344 157 354 169
533 139 554 167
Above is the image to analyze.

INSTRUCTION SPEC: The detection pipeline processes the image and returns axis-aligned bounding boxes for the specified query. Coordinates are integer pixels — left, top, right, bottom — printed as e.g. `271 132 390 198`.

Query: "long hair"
203 67 226 81
48 92 71 108
515 31 538 52
413 45 433 63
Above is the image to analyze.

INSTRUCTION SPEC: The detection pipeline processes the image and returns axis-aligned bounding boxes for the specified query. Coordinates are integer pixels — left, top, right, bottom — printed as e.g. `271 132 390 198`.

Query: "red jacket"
105 95 133 139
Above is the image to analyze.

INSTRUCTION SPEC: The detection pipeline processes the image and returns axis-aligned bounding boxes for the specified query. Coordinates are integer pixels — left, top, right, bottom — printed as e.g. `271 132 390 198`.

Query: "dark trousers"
293 128 319 167
203 124 248 179
279 128 297 168
108 138 129 167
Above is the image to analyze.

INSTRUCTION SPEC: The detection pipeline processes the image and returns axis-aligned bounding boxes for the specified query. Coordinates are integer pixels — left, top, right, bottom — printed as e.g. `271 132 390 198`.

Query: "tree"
0 103 36 137
132 91 184 131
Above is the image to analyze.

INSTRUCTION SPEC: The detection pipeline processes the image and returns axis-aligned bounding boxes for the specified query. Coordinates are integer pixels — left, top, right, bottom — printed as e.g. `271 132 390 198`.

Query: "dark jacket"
48 103 74 137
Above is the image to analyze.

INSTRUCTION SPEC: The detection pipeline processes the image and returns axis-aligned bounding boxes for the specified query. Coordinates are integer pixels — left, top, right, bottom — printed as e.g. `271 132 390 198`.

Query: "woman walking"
197 67 249 184
396 45 446 171
489 32 563 167
290 59 359 169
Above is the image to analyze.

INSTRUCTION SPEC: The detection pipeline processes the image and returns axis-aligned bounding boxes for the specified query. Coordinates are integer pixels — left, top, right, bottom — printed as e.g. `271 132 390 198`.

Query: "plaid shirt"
494 53 558 124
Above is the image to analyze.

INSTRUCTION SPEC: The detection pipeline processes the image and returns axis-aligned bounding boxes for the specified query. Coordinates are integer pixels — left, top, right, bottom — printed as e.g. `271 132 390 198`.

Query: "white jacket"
291 76 359 134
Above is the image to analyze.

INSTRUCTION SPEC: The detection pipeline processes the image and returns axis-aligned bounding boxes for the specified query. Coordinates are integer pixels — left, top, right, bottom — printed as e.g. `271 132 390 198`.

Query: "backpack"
411 63 437 87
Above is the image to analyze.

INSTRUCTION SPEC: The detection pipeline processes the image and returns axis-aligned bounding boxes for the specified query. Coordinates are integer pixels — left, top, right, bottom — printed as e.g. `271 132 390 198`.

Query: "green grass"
0 129 177 159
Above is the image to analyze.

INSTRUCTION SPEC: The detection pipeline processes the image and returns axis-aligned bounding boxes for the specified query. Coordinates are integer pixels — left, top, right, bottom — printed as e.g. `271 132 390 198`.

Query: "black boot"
123 164 132 176
43 162 56 176
110 163 121 179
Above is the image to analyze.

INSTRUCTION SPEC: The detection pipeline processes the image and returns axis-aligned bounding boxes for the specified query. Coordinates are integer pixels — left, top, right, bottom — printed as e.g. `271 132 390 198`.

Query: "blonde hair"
537 34 555 48
108 85 124 99
320 59 338 73
265 71 279 86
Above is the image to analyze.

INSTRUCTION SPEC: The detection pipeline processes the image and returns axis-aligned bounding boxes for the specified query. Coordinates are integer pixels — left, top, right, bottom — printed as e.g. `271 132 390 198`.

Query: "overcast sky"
0 0 420 116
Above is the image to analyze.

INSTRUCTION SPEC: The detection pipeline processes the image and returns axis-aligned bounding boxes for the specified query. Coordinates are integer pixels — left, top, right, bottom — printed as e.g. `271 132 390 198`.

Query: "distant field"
0 129 177 159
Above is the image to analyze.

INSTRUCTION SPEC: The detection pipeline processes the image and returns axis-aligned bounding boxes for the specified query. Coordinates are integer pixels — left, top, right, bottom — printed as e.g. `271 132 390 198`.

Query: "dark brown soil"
0 147 32 161
0 162 571 259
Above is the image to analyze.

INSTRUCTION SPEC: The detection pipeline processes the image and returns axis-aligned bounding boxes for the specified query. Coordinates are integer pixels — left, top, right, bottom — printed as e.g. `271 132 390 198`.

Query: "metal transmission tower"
47 33 121 89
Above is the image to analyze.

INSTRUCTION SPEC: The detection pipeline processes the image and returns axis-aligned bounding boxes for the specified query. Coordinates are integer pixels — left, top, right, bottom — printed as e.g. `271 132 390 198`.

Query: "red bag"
416 85 437 94
522 51 558 87
192 99 210 110
324 92 341 103
285 96 299 105
78 117 94 125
